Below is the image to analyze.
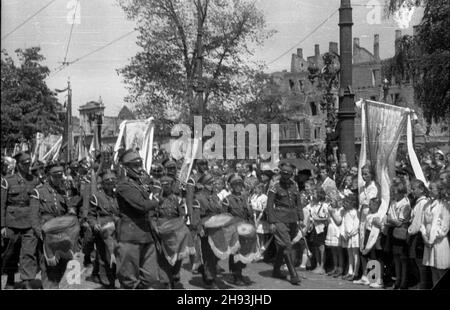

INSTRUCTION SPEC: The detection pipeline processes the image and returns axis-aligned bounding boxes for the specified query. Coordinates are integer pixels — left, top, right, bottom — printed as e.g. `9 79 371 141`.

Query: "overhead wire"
1 0 57 41
267 9 339 66
62 0 80 65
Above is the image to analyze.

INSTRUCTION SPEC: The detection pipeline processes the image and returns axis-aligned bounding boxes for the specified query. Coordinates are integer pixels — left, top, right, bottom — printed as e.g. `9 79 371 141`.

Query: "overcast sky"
1 0 423 117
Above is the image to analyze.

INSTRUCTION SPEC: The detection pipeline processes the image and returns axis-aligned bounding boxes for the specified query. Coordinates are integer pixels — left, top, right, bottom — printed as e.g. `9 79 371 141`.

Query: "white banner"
356 99 425 253
113 117 154 174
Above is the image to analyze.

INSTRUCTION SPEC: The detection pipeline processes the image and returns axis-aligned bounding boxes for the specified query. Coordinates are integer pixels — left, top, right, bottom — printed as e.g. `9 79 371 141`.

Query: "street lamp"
382 77 390 102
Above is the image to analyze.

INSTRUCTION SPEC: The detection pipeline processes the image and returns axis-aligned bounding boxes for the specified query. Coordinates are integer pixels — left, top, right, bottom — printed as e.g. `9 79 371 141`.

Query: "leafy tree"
384 0 450 126
1 47 64 149
117 0 274 125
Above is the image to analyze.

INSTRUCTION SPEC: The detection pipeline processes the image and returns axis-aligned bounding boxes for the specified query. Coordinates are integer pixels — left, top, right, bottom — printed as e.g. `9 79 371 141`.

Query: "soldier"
153 175 186 289
85 170 120 288
162 158 182 196
1 152 40 289
114 149 160 289
195 173 224 289
29 162 78 289
185 159 209 274
222 174 253 286
78 158 96 267
266 162 304 285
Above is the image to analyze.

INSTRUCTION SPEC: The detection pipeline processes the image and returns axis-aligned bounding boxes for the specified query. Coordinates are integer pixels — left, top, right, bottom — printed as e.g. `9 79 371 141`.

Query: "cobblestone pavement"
2 252 383 290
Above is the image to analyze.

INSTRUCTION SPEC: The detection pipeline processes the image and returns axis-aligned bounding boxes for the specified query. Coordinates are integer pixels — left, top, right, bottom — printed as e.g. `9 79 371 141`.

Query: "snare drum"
203 213 240 260
234 222 258 264
42 215 80 255
155 217 195 266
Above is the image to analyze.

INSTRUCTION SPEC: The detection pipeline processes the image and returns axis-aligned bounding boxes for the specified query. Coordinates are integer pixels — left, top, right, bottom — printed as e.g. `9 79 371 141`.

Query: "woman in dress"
421 181 450 287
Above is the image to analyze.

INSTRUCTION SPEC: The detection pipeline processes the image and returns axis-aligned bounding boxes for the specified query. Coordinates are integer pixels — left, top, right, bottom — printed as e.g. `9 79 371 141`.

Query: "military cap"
198 173 214 186
160 175 174 185
162 158 177 168
279 161 296 171
13 152 31 164
100 170 117 182
46 162 64 175
227 173 244 185
119 149 142 165
261 170 275 179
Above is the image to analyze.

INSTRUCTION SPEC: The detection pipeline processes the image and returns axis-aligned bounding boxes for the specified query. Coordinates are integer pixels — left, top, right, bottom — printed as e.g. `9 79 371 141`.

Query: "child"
386 182 411 289
341 194 360 281
250 183 269 257
310 187 329 274
355 197 384 288
326 192 345 278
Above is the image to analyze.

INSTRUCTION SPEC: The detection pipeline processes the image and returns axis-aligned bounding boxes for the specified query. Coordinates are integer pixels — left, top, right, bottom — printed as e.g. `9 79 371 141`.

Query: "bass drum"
203 213 240 260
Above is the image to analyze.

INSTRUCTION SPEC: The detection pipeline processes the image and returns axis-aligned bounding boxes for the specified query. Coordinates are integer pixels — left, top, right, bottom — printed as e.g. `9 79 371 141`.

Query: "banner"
42 136 63 163
356 99 426 253
177 136 202 184
113 117 154 174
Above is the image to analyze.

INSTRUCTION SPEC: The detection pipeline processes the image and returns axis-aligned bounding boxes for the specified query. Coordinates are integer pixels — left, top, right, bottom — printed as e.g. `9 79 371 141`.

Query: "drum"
234 222 258 264
155 217 195 266
203 213 240 260
42 215 80 257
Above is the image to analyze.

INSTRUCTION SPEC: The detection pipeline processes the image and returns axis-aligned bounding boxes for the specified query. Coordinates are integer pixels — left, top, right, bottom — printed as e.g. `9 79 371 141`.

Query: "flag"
42 136 63 163
32 132 45 163
113 117 154 174
356 99 426 253
178 136 202 184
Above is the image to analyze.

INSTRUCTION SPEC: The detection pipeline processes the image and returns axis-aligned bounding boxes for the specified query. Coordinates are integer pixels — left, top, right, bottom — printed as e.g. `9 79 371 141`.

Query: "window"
288 124 298 139
372 69 380 86
394 93 400 104
314 127 321 140
289 79 295 91
370 96 376 100
298 80 304 92
310 102 317 116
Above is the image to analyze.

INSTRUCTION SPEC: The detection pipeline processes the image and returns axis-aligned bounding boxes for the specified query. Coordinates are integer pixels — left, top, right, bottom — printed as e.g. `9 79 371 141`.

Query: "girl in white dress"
250 183 269 256
421 181 450 286
325 190 344 277
341 194 360 281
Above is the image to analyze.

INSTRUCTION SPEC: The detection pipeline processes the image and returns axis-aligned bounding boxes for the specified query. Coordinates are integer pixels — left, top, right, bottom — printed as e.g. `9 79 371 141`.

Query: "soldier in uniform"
114 149 160 289
185 159 209 274
1 152 40 289
195 173 224 289
85 170 120 288
153 175 186 289
266 162 303 285
162 158 182 196
78 158 96 267
29 162 78 289
222 174 253 286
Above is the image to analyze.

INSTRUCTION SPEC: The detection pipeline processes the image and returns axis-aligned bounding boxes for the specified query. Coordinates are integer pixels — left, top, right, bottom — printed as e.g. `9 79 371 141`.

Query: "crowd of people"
1 146 449 289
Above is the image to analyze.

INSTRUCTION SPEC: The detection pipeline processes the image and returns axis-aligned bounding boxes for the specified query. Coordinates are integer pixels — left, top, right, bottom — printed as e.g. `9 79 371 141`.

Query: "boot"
284 253 300 285
272 250 286 279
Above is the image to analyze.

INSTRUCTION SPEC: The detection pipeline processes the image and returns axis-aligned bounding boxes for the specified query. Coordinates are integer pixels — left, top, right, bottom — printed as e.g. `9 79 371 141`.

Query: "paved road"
2 252 380 290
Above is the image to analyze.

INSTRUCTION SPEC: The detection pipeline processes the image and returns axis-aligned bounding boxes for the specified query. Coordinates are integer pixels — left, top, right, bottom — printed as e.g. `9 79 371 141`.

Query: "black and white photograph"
1 0 449 292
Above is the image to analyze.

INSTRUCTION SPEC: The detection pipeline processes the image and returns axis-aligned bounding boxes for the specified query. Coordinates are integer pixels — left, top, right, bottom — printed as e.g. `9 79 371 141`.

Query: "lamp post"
382 77 390 103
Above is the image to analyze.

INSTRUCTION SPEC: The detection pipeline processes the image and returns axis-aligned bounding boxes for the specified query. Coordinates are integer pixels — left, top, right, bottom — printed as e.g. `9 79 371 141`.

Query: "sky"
1 0 424 117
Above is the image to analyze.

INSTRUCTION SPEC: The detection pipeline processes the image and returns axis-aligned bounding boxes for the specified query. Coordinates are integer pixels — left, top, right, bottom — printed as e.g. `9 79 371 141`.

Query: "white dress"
326 207 343 247
359 181 378 210
251 193 269 234
341 209 360 248
421 200 450 269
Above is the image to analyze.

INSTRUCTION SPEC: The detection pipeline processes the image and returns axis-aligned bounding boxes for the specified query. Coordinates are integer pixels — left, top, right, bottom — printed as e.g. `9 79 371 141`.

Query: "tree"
1 47 64 149
117 0 274 125
384 0 450 126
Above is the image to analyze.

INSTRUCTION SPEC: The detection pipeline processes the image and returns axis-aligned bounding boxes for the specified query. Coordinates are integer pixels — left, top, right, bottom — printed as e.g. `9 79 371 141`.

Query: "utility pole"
67 78 73 163
338 0 356 167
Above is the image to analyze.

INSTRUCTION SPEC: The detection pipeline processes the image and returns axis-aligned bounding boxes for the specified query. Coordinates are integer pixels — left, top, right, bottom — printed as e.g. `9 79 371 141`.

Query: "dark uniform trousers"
196 191 224 285
1 174 40 283
30 182 77 289
266 180 303 278
154 192 186 287
224 194 251 277
88 190 119 287
115 176 159 289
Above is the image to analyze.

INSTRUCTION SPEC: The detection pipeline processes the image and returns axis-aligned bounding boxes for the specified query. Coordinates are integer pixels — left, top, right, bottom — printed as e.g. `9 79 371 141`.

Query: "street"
1 252 378 290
